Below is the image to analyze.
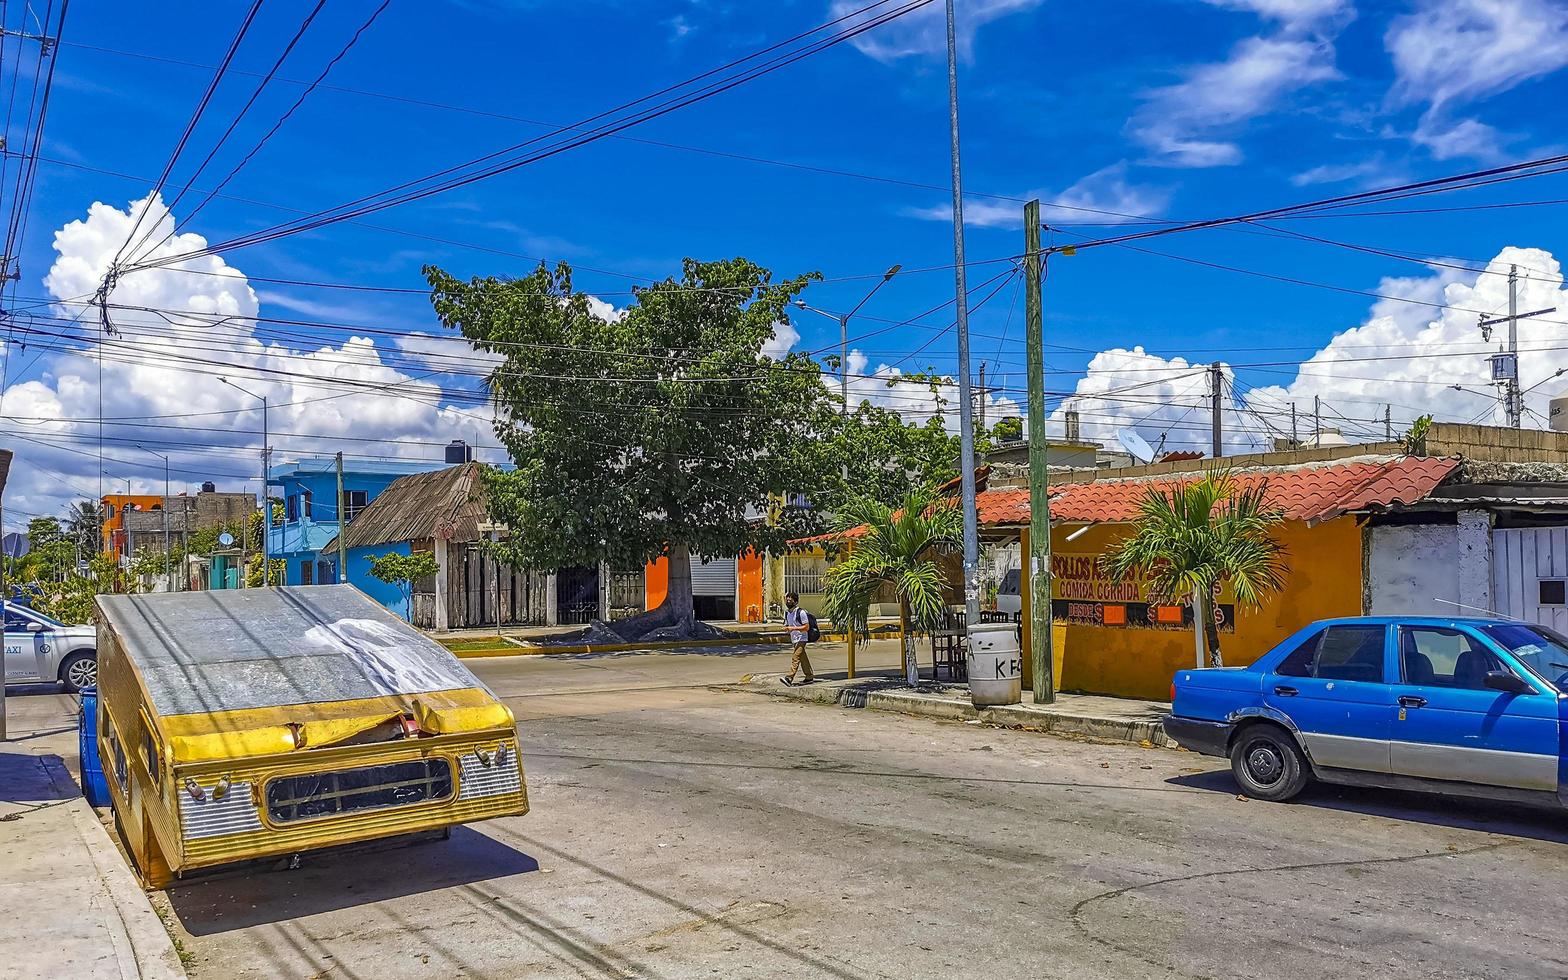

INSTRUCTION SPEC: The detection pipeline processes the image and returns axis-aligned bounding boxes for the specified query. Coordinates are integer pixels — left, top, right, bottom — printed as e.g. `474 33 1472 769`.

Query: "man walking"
781 591 814 686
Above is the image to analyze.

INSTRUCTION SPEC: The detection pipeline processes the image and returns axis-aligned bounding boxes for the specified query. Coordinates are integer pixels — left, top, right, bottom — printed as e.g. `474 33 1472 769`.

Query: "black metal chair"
930 609 968 682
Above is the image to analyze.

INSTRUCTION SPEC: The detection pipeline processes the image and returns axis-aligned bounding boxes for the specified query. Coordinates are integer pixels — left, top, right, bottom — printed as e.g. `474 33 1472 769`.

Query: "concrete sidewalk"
1 695 186 979
727 670 1174 747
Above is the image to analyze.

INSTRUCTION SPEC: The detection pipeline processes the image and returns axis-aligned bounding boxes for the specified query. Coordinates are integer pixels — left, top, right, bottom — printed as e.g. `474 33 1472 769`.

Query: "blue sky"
5 0 1568 516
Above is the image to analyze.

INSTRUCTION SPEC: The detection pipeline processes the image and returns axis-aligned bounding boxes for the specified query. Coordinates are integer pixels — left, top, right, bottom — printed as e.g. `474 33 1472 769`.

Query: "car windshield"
1483 623 1568 693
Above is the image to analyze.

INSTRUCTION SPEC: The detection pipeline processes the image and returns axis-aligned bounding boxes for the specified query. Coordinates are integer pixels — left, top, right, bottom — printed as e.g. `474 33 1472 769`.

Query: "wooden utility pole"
1024 199 1054 704
335 452 347 583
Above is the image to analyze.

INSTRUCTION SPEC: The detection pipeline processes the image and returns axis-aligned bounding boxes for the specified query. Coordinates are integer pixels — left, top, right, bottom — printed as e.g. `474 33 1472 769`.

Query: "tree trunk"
1191 587 1206 669
589 542 700 641
1204 589 1224 668
900 601 919 687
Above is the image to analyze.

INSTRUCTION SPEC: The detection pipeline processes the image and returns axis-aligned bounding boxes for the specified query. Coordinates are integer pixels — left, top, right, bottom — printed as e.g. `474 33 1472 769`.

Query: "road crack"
1070 840 1512 975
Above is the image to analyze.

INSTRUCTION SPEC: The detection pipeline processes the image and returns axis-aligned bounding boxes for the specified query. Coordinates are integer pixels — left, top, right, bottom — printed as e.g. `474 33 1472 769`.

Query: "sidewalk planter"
93 585 529 889
967 622 1022 706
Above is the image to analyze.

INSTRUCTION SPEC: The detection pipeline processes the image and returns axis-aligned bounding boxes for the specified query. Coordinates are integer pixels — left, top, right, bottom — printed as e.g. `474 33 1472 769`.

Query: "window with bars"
783 553 827 596
344 490 369 523
265 758 454 823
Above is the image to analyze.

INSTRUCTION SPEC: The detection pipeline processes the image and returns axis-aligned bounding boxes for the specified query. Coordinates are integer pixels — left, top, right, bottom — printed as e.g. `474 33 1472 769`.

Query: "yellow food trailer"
94 585 528 888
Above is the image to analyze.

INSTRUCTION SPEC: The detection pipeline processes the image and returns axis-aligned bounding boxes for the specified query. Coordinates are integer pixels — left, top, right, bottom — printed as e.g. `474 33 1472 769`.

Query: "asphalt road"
9 643 1568 979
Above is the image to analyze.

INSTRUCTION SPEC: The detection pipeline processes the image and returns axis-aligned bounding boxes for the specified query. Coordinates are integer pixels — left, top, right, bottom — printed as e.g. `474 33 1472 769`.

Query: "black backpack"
806 613 821 643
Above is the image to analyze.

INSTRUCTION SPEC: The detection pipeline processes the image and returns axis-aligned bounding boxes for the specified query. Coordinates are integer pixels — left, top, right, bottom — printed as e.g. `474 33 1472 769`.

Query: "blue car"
1163 616 1568 805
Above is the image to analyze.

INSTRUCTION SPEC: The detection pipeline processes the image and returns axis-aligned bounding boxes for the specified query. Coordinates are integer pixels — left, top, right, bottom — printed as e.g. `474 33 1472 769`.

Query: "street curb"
71 802 187 979
449 634 794 659
726 677 1171 748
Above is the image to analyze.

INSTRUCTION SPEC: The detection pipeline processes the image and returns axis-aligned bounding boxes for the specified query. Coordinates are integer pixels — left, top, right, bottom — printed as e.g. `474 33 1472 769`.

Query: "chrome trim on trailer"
179 781 263 839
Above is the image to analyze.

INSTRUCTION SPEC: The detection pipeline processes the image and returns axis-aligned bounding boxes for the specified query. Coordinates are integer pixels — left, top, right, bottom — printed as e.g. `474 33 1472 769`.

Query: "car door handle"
1273 685 1298 696
1398 695 1427 708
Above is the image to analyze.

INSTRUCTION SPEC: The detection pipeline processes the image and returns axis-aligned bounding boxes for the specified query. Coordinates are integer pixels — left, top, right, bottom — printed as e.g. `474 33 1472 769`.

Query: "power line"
125 0 941 273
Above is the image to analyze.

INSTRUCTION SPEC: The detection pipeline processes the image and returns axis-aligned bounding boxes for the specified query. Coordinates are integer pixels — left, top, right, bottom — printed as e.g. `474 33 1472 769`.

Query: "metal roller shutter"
690 554 737 597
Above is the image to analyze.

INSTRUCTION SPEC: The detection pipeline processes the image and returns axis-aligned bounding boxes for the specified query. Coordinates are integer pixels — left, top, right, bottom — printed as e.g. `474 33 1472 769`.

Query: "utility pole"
1290 403 1298 449
1024 199 1053 704
1209 362 1223 459
1479 264 1555 428
1385 405 1393 441
976 362 987 435
335 452 347 584
220 378 271 585
1314 395 1321 447
944 0 981 632
136 445 170 590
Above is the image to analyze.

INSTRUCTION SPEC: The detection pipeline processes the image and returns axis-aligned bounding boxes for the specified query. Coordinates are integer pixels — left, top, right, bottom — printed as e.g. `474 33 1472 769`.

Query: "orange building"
100 494 167 559
645 550 765 623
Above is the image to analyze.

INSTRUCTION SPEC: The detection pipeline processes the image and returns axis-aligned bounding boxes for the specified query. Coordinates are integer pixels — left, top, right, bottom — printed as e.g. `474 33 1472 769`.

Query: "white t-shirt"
785 607 809 642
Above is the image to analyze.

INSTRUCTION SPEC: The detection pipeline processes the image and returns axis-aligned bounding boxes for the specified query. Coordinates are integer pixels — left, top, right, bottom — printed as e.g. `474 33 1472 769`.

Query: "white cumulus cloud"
1 194 494 521
1132 35 1341 167
830 0 1041 62
1047 247 1568 455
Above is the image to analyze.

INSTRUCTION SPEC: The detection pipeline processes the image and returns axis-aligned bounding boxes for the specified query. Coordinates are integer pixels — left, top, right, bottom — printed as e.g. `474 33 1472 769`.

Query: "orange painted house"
100 494 167 559
645 550 765 622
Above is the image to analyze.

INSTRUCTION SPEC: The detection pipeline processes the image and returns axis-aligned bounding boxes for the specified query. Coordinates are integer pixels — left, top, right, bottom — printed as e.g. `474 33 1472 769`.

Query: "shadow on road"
164 826 540 936
0 751 80 802
1169 769 1568 845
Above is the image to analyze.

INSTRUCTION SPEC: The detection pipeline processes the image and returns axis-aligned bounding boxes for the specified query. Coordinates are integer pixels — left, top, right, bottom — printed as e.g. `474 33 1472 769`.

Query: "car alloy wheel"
64 655 97 691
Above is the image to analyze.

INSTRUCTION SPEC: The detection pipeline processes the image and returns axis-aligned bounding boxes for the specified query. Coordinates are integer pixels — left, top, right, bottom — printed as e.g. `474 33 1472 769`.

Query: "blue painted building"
266 455 449 587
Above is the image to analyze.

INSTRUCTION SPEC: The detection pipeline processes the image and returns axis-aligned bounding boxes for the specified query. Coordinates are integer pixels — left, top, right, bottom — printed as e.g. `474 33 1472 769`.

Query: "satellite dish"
218 532 235 547
1116 428 1157 464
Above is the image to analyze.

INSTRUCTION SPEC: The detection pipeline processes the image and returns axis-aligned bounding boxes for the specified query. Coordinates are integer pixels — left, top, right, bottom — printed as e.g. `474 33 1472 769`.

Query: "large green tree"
427 257 839 638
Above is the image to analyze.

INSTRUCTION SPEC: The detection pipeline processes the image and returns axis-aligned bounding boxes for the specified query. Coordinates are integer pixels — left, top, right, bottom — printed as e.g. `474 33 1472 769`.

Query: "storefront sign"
1049 553 1234 632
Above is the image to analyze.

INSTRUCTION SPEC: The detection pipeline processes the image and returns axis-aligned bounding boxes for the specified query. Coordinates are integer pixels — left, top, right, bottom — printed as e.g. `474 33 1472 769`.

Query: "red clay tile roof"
788 456 1460 545
1029 456 1460 526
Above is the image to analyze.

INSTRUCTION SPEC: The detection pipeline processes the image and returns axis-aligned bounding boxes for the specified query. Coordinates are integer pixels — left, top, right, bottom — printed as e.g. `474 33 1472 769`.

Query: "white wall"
1366 523 1461 615
1494 526 1568 630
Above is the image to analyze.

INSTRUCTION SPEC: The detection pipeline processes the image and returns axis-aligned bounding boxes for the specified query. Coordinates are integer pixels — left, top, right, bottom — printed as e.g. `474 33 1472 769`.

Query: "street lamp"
794 263 901 413
218 377 271 587
134 445 171 590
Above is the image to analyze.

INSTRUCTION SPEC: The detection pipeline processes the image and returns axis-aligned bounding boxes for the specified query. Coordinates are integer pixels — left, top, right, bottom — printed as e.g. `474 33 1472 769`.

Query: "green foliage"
26 517 62 549
816 402 998 515
245 556 286 589
1403 414 1434 455
821 487 964 685
63 499 102 555
368 550 439 588
821 489 962 634
1101 471 1287 666
368 551 439 620
33 555 119 625
426 257 838 580
991 417 1024 442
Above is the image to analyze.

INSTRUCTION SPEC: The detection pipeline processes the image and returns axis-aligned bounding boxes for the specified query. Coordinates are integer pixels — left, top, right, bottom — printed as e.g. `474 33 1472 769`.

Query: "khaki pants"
787 641 814 682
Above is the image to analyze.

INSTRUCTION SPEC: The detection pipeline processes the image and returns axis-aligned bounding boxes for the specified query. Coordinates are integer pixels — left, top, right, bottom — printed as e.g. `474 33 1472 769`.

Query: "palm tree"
822 488 964 686
63 499 103 557
1102 471 1287 668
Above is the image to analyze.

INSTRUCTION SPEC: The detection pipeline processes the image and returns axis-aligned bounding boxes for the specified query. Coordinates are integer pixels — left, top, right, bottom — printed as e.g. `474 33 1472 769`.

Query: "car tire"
1229 723 1309 802
59 651 97 693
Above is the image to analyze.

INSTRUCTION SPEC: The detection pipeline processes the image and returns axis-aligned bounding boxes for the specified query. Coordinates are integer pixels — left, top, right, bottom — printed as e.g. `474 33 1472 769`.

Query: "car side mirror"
1484 670 1534 695
25 621 43 632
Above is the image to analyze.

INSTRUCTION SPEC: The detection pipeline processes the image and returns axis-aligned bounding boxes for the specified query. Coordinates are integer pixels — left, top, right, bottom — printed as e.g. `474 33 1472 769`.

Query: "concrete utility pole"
976 362 987 434
1024 200 1054 704
1479 264 1555 429
1314 395 1322 447
1385 405 1393 441
335 452 347 584
944 0 982 630
135 445 169 590
1209 362 1223 459
1290 403 1298 448
220 377 271 585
